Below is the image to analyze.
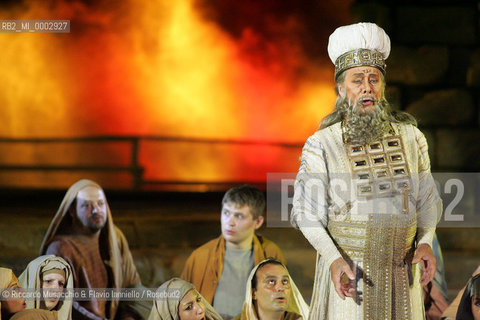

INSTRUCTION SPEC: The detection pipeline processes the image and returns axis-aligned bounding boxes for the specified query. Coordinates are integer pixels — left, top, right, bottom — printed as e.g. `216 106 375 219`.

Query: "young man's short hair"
222 184 265 220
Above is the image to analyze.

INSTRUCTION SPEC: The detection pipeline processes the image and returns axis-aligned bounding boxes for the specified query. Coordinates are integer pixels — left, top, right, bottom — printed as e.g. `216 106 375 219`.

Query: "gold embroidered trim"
328 213 417 318
334 48 386 80
363 214 416 319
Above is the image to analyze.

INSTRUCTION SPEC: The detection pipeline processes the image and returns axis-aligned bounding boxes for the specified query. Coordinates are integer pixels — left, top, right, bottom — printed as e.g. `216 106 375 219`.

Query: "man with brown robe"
40 179 142 320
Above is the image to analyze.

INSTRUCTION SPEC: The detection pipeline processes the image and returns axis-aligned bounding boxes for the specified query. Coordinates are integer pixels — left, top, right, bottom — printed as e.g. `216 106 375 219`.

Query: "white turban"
327 22 391 80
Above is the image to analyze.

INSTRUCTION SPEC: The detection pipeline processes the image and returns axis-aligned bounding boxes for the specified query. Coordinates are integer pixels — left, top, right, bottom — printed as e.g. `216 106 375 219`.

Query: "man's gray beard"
340 97 391 145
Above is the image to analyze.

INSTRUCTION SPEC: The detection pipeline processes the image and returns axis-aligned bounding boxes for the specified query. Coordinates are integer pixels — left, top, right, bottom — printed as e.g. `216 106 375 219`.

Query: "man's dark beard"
87 214 106 232
340 96 391 145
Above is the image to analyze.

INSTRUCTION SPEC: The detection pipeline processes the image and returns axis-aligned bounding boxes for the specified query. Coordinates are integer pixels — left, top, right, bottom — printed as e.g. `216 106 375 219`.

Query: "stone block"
437 228 480 252
385 86 402 110
129 220 217 249
0 248 38 276
114 221 139 248
406 89 475 126
0 218 49 251
467 65 480 87
479 99 480 126
131 249 170 287
467 49 480 86
403 88 429 106
436 129 480 170
396 6 476 45
351 2 392 32
449 47 471 86
387 46 448 85
442 251 479 295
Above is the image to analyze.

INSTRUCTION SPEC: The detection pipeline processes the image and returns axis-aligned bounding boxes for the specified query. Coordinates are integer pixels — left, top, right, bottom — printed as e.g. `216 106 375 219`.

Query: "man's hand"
330 257 355 300
412 243 436 286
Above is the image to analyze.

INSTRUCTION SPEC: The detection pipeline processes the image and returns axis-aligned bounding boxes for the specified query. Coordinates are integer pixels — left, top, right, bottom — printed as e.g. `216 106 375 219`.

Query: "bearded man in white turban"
291 22 442 319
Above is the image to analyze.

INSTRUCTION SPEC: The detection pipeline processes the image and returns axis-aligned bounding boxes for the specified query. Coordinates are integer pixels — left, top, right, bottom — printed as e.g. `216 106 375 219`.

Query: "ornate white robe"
291 122 442 319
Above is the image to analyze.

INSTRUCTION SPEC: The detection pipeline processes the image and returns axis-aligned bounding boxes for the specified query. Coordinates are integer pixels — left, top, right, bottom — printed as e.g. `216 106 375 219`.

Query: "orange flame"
0 0 348 189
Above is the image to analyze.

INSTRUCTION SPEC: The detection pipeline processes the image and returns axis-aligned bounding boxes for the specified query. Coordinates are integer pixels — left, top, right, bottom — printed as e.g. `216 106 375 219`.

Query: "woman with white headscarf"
0 267 56 320
18 255 73 320
148 278 222 320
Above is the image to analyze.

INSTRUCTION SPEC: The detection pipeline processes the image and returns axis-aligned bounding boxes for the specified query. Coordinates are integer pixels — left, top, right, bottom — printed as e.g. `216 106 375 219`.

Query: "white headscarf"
239 259 309 320
148 278 223 320
18 255 73 320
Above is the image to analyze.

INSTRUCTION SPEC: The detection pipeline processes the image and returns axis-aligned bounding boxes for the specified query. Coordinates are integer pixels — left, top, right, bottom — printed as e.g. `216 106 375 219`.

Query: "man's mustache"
356 94 378 105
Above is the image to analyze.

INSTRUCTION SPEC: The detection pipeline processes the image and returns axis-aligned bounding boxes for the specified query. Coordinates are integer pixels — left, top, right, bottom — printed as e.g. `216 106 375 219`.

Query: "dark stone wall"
352 0 480 298
352 0 480 171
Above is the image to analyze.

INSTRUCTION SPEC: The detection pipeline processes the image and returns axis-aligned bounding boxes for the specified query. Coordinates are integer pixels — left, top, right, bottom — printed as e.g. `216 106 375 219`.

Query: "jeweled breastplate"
346 135 411 202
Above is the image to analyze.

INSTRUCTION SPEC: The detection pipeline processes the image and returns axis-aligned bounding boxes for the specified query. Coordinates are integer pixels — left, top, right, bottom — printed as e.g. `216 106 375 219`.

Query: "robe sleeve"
291 134 342 268
115 227 142 288
414 128 442 247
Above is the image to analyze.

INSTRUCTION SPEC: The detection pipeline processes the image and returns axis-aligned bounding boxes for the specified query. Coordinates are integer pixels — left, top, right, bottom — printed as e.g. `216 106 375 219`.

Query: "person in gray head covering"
1 267 57 320
18 255 73 320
